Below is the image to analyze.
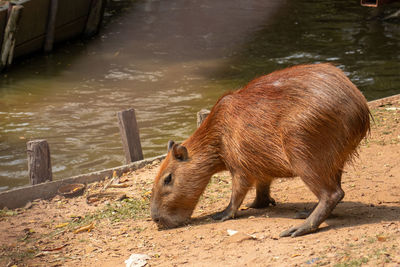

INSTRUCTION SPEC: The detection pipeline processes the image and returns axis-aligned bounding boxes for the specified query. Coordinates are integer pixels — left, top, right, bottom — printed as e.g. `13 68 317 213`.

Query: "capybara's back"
216 63 370 192
151 63 370 237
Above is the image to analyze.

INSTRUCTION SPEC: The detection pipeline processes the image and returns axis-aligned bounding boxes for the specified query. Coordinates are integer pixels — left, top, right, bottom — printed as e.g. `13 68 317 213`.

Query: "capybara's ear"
172 144 189 161
167 140 175 152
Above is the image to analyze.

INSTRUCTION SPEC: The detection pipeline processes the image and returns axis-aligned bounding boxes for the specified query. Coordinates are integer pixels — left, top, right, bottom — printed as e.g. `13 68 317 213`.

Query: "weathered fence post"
27 140 53 185
0 4 23 71
0 2 10 52
197 109 210 128
84 0 106 38
44 0 58 52
117 108 144 164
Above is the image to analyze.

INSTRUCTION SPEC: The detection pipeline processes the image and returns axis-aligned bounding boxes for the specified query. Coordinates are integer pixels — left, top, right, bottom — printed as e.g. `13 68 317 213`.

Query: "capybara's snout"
150 200 188 229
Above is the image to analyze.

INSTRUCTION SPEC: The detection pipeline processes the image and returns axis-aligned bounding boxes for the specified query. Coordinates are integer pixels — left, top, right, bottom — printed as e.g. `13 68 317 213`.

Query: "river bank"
0 97 399 266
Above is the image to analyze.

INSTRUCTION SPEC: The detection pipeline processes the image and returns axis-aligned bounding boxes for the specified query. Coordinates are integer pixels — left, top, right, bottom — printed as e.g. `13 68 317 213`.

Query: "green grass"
0 209 18 217
72 197 149 226
46 197 149 239
334 257 368 267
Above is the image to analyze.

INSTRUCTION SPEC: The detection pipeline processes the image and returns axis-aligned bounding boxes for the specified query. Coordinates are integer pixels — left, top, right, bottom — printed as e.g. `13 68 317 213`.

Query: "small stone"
377 235 387 242
226 232 256 243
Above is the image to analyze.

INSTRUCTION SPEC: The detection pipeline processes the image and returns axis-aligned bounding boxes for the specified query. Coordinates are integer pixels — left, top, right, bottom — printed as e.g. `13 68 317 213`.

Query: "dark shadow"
185 201 400 232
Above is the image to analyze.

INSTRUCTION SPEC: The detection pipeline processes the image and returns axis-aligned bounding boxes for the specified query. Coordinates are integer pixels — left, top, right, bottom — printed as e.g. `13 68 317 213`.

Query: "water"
1 0 399 191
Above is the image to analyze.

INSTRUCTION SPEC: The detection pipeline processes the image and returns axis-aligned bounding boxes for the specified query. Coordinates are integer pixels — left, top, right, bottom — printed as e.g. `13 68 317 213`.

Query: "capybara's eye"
164 174 172 186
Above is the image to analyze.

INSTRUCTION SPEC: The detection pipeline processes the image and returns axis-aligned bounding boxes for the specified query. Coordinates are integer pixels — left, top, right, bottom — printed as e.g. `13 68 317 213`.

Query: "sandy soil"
0 101 399 267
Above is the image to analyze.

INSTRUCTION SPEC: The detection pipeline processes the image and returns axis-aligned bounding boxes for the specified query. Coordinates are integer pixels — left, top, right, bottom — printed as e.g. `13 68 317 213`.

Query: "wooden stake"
117 108 144 164
27 140 53 185
44 0 58 52
0 4 23 71
84 0 106 38
197 109 210 128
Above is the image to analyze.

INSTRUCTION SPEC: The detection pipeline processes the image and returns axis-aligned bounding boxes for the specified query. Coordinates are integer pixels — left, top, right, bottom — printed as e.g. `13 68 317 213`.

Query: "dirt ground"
0 101 399 267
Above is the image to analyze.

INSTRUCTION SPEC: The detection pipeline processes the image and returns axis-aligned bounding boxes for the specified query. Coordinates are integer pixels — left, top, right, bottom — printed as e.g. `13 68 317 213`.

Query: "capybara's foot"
294 209 312 219
247 196 276 209
279 222 319 237
211 209 235 222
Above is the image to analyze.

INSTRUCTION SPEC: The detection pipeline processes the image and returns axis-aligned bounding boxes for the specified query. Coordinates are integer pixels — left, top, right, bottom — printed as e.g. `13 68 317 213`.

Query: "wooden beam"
117 108 144 164
84 0 105 38
27 140 53 185
44 0 58 52
0 4 23 71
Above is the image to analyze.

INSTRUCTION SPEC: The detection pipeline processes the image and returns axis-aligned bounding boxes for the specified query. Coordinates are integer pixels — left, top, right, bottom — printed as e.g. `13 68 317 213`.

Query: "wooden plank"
117 109 144 164
0 155 165 209
53 16 87 43
197 109 210 127
0 2 9 51
27 140 53 185
12 0 50 58
55 0 91 29
0 4 23 71
54 0 92 42
44 0 58 52
84 0 106 37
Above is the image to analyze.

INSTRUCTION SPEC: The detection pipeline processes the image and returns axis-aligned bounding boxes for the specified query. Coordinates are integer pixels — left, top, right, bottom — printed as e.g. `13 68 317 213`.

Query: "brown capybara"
151 63 370 237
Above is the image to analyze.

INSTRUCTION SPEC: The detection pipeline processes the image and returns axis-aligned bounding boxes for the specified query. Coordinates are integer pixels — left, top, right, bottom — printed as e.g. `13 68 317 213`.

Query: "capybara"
151 63 370 237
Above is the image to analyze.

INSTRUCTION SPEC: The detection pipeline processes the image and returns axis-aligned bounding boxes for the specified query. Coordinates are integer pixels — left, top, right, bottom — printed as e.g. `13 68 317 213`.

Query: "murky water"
1 0 399 191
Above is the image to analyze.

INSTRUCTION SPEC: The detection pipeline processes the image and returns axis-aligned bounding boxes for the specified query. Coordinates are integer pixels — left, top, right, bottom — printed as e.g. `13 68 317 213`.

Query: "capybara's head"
151 140 203 229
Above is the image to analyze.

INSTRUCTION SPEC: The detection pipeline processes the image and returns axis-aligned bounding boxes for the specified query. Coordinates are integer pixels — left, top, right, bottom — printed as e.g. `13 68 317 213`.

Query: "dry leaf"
55 222 69 229
41 244 68 251
109 183 130 188
74 222 95 234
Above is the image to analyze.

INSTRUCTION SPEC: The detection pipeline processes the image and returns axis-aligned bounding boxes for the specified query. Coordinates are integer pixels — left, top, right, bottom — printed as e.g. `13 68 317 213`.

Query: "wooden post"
197 109 210 128
117 108 144 164
0 2 10 53
27 140 53 185
0 4 23 71
84 0 106 38
44 0 58 52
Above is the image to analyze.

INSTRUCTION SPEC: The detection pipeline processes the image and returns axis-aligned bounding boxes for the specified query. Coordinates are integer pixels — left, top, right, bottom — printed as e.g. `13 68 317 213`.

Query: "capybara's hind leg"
211 174 250 221
280 171 344 237
248 179 276 209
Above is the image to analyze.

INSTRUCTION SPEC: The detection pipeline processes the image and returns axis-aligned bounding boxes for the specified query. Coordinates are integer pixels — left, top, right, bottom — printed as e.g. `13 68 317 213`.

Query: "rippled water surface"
1 0 399 191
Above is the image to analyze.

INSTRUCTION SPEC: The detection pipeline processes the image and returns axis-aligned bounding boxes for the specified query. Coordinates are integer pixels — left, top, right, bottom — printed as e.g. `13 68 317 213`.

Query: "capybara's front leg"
211 174 250 221
248 179 276 209
280 187 344 237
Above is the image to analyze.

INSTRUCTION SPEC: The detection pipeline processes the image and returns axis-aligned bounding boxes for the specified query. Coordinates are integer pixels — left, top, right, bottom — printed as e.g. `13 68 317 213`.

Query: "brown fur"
151 63 370 236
